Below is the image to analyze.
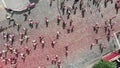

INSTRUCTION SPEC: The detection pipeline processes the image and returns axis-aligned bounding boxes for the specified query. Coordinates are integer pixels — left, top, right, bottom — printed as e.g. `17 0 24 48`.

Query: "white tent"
2 0 30 11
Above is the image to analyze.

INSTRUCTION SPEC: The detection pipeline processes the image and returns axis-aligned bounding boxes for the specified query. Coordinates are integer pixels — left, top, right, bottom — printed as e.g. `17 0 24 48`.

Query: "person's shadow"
29 0 39 3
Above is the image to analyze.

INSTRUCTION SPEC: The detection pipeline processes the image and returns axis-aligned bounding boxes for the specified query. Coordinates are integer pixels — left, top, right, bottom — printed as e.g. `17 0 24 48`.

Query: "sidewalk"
86 61 99 68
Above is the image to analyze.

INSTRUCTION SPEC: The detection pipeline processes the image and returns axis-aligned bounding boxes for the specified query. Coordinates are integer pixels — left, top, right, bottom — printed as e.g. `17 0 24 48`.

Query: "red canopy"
102 52 120 62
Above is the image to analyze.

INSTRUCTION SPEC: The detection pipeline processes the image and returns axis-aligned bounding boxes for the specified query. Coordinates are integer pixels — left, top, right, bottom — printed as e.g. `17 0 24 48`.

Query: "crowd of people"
0 0 119 68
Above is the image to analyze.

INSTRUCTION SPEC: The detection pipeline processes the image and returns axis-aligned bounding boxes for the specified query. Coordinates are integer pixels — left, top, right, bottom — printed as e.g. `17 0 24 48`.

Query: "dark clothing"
62 7 65 15
104 0 107 8
23 14 28 21
46 21 49 27
115 3 118 14
67 28 70 33
79 1 83 10
9 19 15 25
62 22 66 29
82 9 85 18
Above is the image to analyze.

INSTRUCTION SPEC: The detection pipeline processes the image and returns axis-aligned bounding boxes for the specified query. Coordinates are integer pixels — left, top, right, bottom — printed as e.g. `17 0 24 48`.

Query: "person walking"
27 7 31 15
39 36 44 43
104 24 108 33
67 10 71 19
79 0 83 10
24 35 29 43
25 47 31 55
16 24 21 32
104 0 107 8
51 40 56 48
33 42 38 50
95 37 101 44
81 8 86 18
62 6 66 15
62 21 67 29
9 19 15 25
19 38 24 45
23 28 28 35
20 53 26 62
65 46 68 51
56 31 60 39
35 21 39 29
94 23 100 34
69 19 73 26
46 55 50 61
57 15 61 25
70 25 74 32
19 32 24 39
90 43 95 50
29 21 34 29
100 46 106 53
13 49 19 58
45 17 49 27
98 43 103 50
50 0 53 7
57 59 61 68
67 27 70 34
23 13 28 21
65 51 68 57
41 40 45 48
74 7 78 15
115 1 119 14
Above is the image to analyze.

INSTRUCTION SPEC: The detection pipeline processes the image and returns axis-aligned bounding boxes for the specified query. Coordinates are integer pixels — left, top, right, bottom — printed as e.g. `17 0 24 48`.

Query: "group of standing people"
0 0 119 68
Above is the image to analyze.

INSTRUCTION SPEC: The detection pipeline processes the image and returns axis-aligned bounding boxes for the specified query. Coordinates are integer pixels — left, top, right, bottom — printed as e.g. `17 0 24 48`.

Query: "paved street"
0 0 120 68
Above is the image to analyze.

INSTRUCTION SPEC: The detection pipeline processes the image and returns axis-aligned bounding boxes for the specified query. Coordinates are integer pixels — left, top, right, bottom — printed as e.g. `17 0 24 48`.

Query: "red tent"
102 51 120 62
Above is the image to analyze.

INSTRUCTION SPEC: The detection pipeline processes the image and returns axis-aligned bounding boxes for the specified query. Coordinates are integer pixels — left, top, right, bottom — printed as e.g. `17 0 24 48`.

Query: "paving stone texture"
0 0 120 68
